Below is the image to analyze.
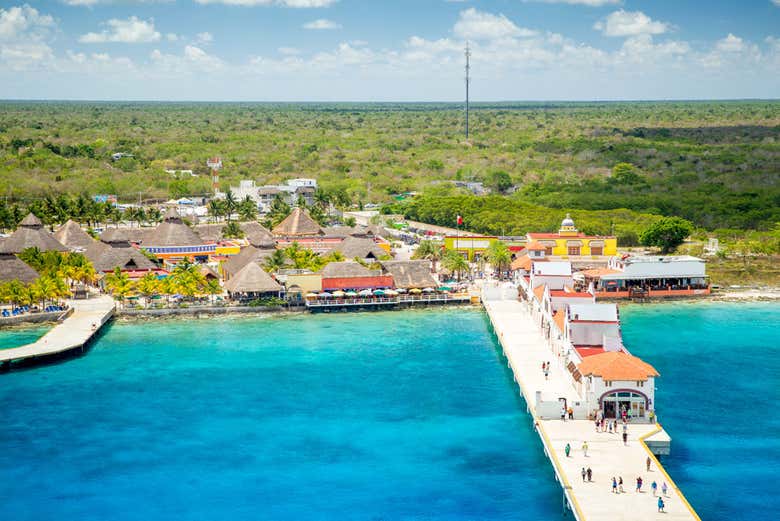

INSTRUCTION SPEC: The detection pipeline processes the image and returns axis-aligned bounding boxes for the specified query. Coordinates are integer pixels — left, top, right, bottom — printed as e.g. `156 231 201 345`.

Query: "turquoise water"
0 309 561 520
0 325 50 349
621 302 780 520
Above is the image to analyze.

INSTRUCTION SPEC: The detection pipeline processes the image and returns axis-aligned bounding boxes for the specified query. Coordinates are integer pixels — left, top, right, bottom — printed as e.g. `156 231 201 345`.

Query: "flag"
456 215 463 226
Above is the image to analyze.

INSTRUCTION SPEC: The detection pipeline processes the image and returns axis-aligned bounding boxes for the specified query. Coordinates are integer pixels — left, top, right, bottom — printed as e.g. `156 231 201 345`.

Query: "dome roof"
561 213 575 228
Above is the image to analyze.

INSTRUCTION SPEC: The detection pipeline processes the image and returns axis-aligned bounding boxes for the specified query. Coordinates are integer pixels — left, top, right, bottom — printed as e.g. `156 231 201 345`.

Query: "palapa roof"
87 242 157 272
241 221 275 248
199 264 220 280
100 227 150 244
144 208 203 247
222 245 275 279
379 260 437 289
193 224 223 243
0 253 39 284
330 237 388 260
0 213 68 254
319 261 376 279
54 220 96 251
224 262 281 294
578 352 659 382
272 208 323 237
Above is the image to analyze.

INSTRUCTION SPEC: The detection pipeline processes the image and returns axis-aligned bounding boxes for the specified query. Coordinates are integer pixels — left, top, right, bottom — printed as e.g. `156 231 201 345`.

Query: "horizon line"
1 98 779 104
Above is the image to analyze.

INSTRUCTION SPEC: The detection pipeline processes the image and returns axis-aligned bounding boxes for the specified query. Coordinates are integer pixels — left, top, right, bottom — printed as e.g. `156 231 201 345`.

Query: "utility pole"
465 41 471 140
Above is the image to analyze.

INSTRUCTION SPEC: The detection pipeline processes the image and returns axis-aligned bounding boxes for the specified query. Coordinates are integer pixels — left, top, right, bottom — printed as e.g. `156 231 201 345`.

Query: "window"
637 381 644 387
545 246 553 256
568 246 580 256
591 245 603 256
605 380 612 387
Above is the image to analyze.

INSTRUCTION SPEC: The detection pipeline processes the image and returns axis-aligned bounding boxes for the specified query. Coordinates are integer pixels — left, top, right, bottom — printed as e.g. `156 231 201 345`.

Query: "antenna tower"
206 157 222 195
465 42 471 139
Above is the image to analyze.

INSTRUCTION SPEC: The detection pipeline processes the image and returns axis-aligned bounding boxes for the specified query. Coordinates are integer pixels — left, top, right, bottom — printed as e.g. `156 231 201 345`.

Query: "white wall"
569 321 620 346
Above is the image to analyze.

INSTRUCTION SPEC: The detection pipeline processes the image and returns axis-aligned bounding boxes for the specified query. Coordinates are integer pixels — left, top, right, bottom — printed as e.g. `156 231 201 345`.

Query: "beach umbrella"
373 289 385 296
384 289 398 296
305 292 319 298
358 289 373 296
409 288 422 294
437 286 453 292
332 290 346 297
345 291 358 297
422 287 435 293
395 288 407 293
319 292 333 298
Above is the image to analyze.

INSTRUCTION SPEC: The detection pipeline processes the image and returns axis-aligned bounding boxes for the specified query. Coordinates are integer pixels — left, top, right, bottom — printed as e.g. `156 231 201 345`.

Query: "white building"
578 352 659 421
227 178 317 211
587 255 709 296
529 261 573 290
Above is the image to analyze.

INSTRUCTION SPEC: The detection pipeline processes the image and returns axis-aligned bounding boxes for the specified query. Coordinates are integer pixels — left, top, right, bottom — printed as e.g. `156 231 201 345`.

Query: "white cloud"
303 18 341 29
528 0 620 5
594 10 669 37
453 8 535 40
196 31 213 43
278 46 301 55
773 0 780 6
166 32 178 41
149 45 223 73
0 4 54 40
193 0 338 6
716 33 744 52
79 16 161 43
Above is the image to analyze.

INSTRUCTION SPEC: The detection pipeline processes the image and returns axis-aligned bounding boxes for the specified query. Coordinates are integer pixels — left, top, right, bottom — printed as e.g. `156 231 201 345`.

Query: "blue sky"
1 0 778 100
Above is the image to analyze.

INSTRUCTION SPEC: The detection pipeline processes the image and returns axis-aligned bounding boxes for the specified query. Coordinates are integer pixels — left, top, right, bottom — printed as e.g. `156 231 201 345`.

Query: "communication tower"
207 157 222 194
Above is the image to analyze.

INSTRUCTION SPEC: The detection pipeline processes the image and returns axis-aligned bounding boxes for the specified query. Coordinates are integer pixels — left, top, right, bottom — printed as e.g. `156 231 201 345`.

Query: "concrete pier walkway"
482 284 700 521
0 295 115 367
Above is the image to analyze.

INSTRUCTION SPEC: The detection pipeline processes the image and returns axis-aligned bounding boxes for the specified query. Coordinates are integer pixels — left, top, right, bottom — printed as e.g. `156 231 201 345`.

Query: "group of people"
593 412 631 445
606 458 669 513
541 360 551 380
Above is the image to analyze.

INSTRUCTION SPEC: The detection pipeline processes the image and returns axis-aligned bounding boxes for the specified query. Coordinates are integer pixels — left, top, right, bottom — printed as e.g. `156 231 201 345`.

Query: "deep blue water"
621 302 780 521
0 325 50 349
0 309 561 521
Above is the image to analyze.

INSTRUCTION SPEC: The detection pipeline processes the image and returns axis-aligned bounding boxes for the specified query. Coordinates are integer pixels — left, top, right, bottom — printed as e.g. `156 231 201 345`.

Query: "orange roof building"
578 351 659 382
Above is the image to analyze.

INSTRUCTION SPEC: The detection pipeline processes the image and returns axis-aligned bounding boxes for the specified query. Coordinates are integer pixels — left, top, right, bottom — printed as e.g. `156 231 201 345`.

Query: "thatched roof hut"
320 261 376 278
222 245 276 280
85 241 157 273
100 227 150 245
241 221 275 248
0 213 68 254
0 253 39 284
144 208 203 247
224 262 281 296
380 260 437 289
54 220 96 251
329 237 388 260
272 208 323 237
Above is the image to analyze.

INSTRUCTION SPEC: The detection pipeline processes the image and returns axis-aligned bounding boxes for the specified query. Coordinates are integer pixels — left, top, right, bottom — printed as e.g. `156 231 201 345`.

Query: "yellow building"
443 236 525 261
526 214 616 259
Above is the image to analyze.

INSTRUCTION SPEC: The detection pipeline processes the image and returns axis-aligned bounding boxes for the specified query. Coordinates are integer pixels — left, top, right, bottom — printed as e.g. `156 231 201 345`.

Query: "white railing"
305 293 471 307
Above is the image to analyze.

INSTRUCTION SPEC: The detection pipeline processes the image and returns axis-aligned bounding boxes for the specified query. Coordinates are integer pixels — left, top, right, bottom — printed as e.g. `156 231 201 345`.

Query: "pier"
305 293 473 310
0 295 115 368
482 284 700 521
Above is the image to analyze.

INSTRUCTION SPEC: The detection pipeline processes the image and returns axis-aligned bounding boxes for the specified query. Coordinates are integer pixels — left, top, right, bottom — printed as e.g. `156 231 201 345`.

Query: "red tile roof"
321 275 394 291
533 284 546 303
552 310 566 334
575 347 605 358
550 289 593 298
527 232 613 240
526 240 547 251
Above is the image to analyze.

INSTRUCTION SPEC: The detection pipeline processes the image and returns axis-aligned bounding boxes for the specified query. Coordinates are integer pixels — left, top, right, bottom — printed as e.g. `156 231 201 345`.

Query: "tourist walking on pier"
612 477 617 493
646 456 652 472
565 443 571 457
582 441 588 457
567 406 573 420
636 477 643 492
658 497 665 513
661 482 668 496
651 480 658 496
608 421 613 434
581 467 586 482
623 432 628 445
586 467 592 482
618 477 624 493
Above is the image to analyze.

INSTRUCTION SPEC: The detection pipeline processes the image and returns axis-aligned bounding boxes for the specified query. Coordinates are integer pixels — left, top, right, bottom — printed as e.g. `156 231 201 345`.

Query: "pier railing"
305 293 472 308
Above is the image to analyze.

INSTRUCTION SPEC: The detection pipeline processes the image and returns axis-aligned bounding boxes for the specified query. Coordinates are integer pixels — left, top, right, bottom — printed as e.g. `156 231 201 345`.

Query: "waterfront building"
562 303 623 359
221 245 275 281
578 351 659 420
0 214 68 254
326 236 390 262
223 262 282 300
0 253 39 284
320 262 394 291
525 214 616 267
379 260 438 290
85 241 160 277
579 255 710 298
272 207 324 238
529 261 573 290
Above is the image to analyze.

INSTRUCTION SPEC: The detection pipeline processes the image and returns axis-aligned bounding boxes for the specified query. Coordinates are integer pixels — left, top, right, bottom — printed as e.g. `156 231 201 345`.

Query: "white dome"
561 213 575 227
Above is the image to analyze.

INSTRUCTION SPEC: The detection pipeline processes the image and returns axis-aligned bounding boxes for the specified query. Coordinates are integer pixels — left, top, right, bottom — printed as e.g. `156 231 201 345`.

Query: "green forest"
1 100 778 235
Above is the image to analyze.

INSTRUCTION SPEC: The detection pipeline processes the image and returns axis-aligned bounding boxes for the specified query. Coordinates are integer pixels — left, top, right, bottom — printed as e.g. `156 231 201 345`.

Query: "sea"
0 325 50 350
0 302 776 520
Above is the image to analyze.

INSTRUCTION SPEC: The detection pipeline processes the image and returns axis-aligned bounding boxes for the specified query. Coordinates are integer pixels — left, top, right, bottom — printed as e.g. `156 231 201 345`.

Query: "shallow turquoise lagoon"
0 309 561 520
0 325 50 349
620 302 780 520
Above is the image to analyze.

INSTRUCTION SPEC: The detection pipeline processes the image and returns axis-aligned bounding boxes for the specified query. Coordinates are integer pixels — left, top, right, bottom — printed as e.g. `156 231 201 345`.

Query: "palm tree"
105 267 134 304
224 189 238 223
413 240 443 272
264 249 288 273
208 199 224 223
484 240 512 279
222 221 244 239
147 207 163 225
441 250 469 282
204 278 222 304
136 272 160 307
238 196 258 221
